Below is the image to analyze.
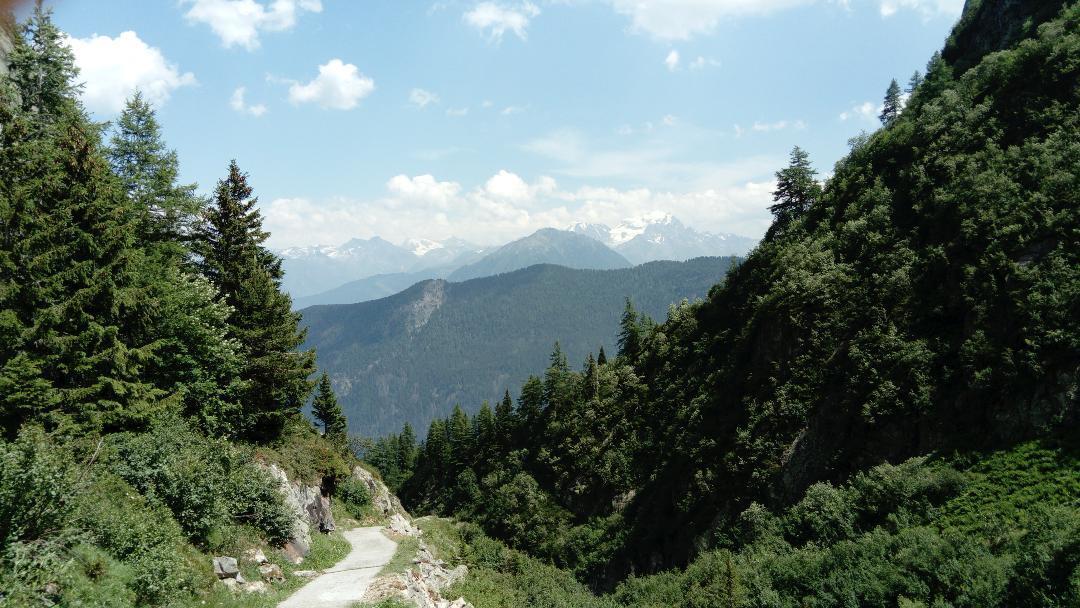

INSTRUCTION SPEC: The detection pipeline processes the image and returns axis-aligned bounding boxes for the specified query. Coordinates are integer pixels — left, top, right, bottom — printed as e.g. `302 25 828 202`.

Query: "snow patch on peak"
608 211 675 246
403 238 445 257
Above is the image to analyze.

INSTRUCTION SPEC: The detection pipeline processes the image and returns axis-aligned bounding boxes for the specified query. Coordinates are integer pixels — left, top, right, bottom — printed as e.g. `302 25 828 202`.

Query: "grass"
184 527 352 608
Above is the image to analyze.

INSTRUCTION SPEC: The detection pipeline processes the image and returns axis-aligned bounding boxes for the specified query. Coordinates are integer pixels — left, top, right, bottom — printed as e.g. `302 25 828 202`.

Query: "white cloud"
665 49 680 71
65 31 196 115
878 0 963 18
464 1 540 42
230 86 268 116
446 107 470 116
481 100 494 108
288 59 374 110
501 105 526 115
662 114 678 127
409 88 440 108
261 166 776 248
183 0 322 50
386 174 462 207
839 101 880 123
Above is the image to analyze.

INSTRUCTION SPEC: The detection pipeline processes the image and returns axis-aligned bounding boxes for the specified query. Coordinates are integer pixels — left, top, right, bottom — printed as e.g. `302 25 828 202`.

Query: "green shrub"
337 476 372 518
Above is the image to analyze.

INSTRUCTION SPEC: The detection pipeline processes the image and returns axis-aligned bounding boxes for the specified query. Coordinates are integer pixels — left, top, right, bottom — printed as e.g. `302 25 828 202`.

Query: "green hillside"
383 0 1080 604
301 257 739 437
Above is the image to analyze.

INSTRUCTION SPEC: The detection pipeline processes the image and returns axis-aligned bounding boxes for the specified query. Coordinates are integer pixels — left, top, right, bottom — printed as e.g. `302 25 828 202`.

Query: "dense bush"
337 476 372 518
108 417 293 547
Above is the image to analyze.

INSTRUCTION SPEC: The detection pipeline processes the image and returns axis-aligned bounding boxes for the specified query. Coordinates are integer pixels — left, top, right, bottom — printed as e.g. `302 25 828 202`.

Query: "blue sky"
44 0 962 247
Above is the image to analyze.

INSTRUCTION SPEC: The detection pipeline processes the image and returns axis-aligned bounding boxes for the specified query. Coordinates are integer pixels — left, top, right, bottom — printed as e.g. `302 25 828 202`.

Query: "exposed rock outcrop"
261 462 336 563
350 465 409 520
361 540 473 608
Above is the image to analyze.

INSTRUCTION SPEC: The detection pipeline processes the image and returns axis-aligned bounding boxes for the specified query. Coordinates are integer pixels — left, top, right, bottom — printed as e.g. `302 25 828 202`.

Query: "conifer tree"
618 299 642 360
879 78 902 125
906 71 923 95
583 353 599 400
447 405 472 473
494 390 516 449
312 372 347 444
517 376 544 426
0 8 160 433
597 345 607 366
108 92 201 251
194 161 315 440
397 422 417 476
768 146 821 234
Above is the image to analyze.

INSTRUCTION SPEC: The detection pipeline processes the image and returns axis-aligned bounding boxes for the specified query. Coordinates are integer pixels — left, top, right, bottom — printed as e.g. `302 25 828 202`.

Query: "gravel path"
278 527 397 608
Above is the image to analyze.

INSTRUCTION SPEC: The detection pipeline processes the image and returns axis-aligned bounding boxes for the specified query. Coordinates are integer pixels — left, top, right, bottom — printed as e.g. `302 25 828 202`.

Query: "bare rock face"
350 465 408 519
389 513 420 536
261 463 337 563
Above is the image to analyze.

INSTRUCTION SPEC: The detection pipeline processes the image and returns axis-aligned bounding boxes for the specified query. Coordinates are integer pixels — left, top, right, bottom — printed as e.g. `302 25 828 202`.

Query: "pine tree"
194 161 315 440
597 345 607 366
312 372 347 444
108 92 201 251
906 70 923 95
447 405 472 474
618 298 642 360
494 390 516 450
0 66 159 432
768 146 821 234
517 376 544 426
583 353 599 400
879 78 902 125
397 422 417 476
6 4 78 120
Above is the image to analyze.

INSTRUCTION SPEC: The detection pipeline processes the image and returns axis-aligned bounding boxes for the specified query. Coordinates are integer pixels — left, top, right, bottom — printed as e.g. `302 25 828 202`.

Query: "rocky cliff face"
260 463 337 563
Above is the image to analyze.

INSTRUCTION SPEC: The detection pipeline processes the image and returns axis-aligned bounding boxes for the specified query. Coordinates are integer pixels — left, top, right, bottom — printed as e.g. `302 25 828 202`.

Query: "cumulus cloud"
665 49 680 71
446 107 470 117
66 31 196 115
183 0 322 50
261 167 775 249
501 105 526 115
409 88 440 108
839 101 881 122
288 59 374 109
230 86 267 116
464 1 540 42
386 174 462 207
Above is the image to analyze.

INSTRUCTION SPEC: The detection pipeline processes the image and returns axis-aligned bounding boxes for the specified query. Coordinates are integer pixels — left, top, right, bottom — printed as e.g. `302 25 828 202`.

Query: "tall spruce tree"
768 146 821 234
618 298 642 361
880 78 902 124
597 345 607 366
194 161 315 440
312 372 347 445
108 92 201 251
0 10 159 434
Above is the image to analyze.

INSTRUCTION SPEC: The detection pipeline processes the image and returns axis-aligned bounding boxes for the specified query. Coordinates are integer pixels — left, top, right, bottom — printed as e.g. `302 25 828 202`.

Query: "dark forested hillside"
301 257 738 437
388 1 1080 604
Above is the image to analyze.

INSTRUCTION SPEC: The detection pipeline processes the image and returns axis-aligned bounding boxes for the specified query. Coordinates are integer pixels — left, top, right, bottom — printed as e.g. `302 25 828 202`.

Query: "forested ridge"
302 257 739 437
368 1 1080 605
0 8 361 607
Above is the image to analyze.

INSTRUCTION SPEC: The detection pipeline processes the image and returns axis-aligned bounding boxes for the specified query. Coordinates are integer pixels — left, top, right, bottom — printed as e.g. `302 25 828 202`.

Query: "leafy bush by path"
337 476 372 519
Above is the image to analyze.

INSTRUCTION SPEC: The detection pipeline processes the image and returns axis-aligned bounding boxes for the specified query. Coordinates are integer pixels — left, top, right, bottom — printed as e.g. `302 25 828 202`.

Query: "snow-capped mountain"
277 236 483 298
568 213 756 264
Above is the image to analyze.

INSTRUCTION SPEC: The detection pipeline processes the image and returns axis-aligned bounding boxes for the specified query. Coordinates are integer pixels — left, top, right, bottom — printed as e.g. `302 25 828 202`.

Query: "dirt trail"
278 526 397 608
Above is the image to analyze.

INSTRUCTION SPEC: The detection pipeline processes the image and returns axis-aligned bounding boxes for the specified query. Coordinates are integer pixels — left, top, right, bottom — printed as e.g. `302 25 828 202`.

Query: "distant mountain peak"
609 212 678 246
403 238 445 257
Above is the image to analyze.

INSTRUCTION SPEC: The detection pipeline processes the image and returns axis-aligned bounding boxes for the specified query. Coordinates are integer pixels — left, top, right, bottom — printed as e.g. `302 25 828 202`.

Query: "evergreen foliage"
767 146 821 234
312 372 347 446
879 78 902 124
194 160 315 440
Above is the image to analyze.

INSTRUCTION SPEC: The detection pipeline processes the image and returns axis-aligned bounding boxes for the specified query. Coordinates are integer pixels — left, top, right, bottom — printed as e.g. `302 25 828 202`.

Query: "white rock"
212 556 239 579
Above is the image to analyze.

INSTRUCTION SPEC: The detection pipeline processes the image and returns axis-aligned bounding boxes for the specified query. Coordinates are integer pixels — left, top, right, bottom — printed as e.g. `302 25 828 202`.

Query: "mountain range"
301 256 739 437
283 213 756 305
